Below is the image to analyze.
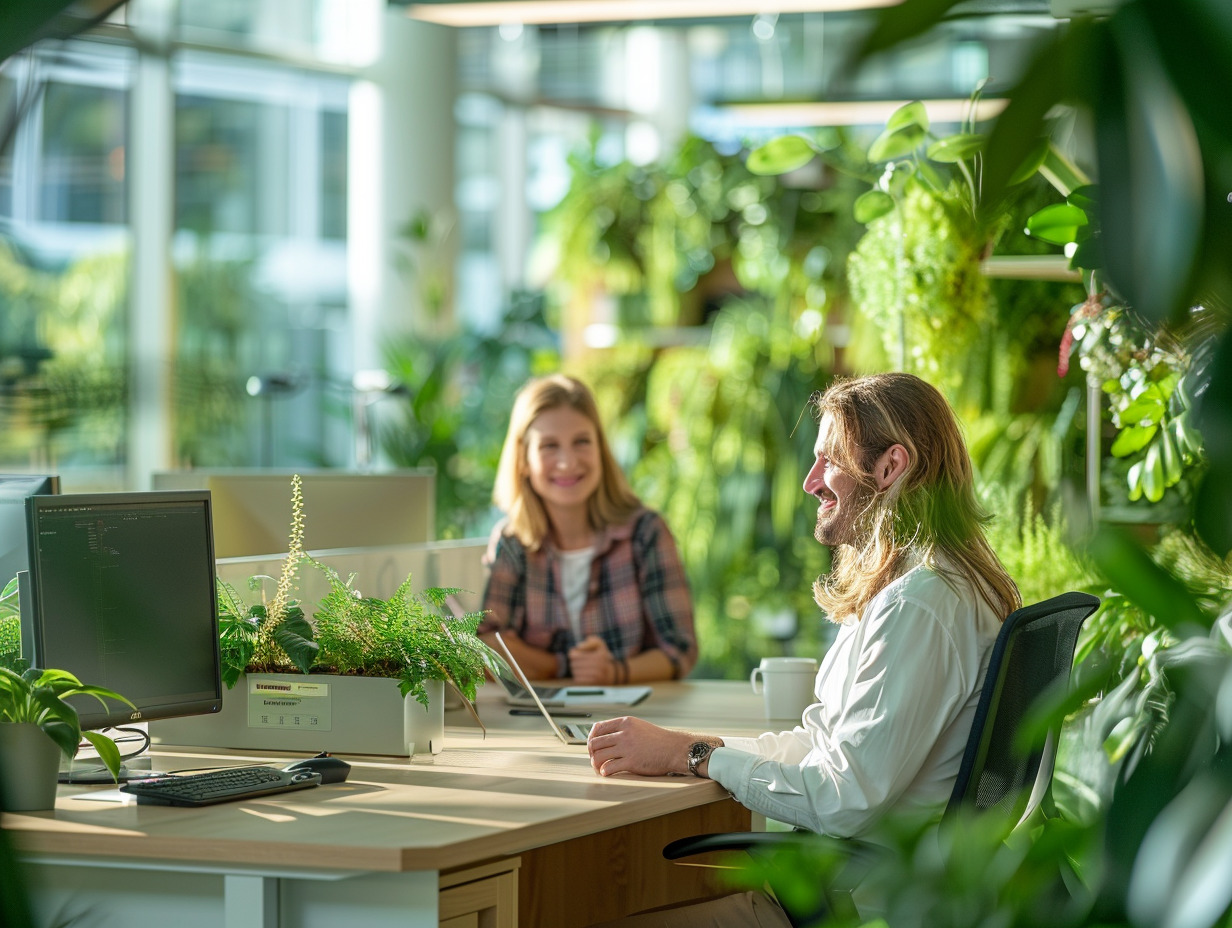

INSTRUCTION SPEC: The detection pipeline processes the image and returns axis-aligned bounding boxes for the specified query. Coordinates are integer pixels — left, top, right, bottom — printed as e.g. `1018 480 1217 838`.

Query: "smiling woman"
478 374 698 685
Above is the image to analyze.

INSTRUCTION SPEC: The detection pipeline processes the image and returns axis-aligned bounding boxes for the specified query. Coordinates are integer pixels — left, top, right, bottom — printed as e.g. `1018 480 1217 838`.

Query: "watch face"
688 741 713 774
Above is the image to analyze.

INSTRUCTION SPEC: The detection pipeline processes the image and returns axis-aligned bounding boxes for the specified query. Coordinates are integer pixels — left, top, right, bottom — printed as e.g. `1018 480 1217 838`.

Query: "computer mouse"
282 755 352 784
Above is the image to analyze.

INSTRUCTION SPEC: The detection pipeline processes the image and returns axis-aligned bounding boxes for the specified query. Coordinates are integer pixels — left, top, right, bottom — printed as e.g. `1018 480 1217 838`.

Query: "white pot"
0 722 62 811
403 679 445 756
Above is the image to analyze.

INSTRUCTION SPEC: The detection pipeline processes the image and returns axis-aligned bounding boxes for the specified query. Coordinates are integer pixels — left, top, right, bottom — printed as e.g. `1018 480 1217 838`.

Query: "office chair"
662 591 1102 925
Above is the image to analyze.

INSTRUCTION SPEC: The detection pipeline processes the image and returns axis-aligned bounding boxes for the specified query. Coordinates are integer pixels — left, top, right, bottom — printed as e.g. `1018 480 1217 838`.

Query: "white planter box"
150 672 411 757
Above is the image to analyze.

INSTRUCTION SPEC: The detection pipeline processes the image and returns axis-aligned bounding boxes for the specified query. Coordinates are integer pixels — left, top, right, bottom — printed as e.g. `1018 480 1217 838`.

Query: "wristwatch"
687 740 715 778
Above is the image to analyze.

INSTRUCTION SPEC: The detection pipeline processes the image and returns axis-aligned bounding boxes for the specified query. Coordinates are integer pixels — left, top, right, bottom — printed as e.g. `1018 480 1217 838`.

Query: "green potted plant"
156 474 497 756
0 666 134 811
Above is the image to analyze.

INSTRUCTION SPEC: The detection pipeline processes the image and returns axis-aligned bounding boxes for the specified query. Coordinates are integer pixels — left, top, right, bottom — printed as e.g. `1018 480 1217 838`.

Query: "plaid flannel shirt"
479 508 697 678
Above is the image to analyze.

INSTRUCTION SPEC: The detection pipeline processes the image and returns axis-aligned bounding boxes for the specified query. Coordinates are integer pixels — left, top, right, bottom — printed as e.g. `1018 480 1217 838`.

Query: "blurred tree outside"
0 238 324 473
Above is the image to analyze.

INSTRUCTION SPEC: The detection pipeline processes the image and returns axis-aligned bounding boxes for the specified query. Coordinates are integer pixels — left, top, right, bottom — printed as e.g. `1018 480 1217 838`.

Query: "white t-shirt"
557 546 595 638
707 560 1002 837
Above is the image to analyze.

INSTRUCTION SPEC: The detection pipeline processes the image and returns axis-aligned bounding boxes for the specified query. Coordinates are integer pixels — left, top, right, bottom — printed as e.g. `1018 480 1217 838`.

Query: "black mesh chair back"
946 591 1101 826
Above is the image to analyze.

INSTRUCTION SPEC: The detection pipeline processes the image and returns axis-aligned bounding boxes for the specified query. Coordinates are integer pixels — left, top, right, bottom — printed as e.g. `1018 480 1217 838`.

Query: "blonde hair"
811 372 1020 623
493 374 642 550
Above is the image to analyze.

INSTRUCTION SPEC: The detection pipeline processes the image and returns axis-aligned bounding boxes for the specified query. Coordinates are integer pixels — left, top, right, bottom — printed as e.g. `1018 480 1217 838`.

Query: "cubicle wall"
214 537 489 614
153 469 436 558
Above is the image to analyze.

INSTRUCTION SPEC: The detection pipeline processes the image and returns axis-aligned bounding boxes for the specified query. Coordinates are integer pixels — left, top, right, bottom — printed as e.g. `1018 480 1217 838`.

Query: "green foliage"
0 577 20 669
379 290 560 538
726 535 1232 928
0 666 133 781
610 299 833 677
214 476 496 712
216 574 318 688
1071 302 1212 509
310 564 492 707
0 237 276 472
982 494 1099 609
217 560 493 709
172 250 260 467
847 183 993 393
549 133 864 326
0 241 127 466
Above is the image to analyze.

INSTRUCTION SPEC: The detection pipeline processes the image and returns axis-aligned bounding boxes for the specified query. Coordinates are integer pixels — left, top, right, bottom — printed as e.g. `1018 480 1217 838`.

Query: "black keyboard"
119 765 322 807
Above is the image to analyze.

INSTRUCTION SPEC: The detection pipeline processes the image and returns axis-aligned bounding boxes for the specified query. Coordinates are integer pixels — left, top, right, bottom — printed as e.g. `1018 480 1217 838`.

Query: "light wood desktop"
4 680 768 928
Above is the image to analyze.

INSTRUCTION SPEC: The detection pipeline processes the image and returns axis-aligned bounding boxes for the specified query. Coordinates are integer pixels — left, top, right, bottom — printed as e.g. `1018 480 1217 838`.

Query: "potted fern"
154 474 495 757
0 666 135 811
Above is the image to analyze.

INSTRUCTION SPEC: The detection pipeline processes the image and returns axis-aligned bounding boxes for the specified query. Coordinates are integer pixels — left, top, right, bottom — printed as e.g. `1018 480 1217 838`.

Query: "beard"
814 483 876 548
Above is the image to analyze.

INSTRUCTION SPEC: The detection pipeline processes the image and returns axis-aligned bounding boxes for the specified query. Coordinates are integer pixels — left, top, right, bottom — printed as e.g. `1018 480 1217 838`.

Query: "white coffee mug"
750 657 819 720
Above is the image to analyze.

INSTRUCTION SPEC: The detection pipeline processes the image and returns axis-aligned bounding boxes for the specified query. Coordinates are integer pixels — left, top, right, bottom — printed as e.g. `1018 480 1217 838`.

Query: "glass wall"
171 53 351 469
0 1 364 489
0 43 133 482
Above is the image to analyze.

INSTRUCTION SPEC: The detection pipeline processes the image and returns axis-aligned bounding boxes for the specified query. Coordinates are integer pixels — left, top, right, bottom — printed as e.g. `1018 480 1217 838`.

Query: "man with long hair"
586 372 1020 926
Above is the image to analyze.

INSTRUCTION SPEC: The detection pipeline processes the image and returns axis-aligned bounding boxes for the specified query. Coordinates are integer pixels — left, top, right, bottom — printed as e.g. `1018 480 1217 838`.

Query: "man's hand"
568 635 615 684
587 716 710 777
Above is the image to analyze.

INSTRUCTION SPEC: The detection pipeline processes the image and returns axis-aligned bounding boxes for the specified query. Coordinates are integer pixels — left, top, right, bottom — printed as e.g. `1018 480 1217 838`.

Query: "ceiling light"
406 0 901 28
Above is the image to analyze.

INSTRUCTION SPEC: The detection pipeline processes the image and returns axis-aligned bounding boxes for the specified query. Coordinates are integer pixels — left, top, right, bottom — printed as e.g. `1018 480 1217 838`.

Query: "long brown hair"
493 374 642 550
811 372 1020 623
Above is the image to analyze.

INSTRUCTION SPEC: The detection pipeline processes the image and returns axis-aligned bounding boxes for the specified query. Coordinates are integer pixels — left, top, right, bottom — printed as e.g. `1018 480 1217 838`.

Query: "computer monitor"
23 490 222 779
151 469 435 557
0 473 60 590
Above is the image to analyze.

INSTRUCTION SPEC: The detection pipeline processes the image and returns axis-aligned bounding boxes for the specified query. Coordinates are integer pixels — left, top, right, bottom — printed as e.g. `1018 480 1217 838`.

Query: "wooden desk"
4 681 766 928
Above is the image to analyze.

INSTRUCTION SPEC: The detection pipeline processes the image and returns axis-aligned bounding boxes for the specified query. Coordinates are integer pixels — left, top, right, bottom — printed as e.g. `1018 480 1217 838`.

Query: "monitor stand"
58 725 164 783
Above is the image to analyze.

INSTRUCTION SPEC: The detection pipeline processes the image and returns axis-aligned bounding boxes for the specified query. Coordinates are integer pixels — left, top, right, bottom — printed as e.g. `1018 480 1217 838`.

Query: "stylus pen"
509 709 592 718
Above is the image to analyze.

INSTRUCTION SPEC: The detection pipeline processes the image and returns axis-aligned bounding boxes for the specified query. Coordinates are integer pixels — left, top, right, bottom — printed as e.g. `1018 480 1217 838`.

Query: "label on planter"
247 678 333 731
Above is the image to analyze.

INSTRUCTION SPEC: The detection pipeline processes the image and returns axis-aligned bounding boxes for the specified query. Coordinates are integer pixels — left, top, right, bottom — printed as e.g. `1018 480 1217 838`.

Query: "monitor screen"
151 469 435 557
24 490 222 731
0 474 60 590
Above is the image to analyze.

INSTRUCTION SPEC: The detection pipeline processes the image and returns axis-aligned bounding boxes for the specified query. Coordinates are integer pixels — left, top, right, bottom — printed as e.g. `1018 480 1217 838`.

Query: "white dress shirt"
707 560 1002 837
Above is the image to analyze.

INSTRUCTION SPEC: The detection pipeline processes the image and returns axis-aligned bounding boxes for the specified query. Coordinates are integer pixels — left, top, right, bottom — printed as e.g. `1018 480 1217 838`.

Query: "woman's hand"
568 635 616 684
586 716 709 777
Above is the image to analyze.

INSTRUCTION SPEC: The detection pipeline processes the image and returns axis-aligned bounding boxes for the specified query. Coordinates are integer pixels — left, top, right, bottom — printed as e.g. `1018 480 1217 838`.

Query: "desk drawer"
440 858 521 928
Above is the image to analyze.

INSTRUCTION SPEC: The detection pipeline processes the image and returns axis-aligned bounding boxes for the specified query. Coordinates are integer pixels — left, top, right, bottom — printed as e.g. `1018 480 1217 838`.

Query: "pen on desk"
509 709 592 718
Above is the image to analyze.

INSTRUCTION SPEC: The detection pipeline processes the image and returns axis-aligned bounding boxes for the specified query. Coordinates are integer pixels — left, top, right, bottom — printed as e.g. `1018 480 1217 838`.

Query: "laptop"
493 633 597 745
491 652 652 708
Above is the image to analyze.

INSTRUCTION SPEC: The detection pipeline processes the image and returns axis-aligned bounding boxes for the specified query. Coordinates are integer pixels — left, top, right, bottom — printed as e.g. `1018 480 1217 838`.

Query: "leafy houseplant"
0 665 135 811
214 475 494 716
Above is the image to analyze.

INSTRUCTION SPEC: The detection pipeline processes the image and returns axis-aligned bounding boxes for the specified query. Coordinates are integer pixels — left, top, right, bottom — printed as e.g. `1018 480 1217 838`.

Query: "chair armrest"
663 831 808 860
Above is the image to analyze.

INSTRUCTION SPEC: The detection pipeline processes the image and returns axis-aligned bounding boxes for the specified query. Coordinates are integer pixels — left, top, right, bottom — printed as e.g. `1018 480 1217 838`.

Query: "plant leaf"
746 135 817 176
886 100 930 133
1194 329 1232 554
853 190 895 224
914 158 948 194
1111 424 1159 457
81 730 124 781
926 133 983 163
868 124 926 163
853 0 966 62
1119 391 1166 426
1085 525 1206 630
981 24 1091 220
1070 238 1102 270
1096 6 1203 325
1067 184 1100 211
1006 138 1050 186
1026 203 1089 246
272 608 320 674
